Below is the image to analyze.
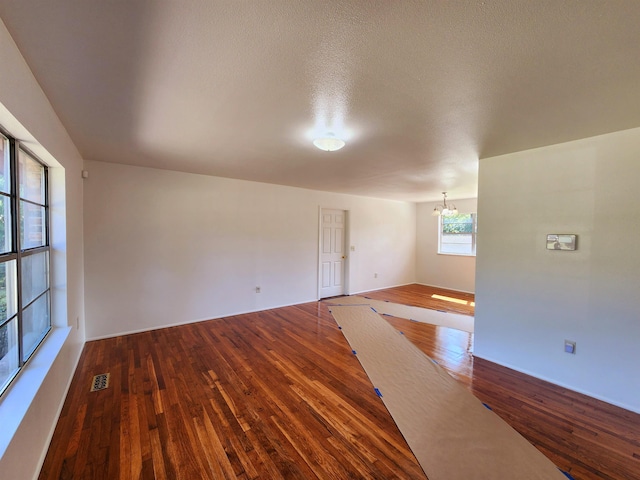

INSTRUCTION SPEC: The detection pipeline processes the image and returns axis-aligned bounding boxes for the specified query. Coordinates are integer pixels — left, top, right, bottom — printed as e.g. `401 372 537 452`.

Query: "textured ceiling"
2 1 640 202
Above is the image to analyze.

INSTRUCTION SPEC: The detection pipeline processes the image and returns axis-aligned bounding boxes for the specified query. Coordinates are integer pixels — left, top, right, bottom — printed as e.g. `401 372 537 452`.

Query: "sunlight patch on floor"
431 294 472 306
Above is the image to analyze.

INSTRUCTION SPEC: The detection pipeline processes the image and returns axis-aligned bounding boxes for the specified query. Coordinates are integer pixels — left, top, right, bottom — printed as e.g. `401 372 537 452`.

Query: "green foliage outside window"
442 214 474 234
0 324 6 359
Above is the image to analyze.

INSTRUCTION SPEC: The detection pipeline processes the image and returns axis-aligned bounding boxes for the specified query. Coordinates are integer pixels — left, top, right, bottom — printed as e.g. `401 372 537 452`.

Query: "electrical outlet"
564 340 576 354
255 286 261 293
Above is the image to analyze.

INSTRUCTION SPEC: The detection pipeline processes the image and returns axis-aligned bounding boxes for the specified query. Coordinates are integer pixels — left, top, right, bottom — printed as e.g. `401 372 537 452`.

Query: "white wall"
475 127 640 413
416 198 477 293
83 160 416 339
0 18 85 480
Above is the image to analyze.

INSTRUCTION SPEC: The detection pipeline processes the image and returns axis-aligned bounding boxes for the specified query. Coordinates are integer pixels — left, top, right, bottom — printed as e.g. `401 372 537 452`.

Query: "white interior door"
320 209 346 298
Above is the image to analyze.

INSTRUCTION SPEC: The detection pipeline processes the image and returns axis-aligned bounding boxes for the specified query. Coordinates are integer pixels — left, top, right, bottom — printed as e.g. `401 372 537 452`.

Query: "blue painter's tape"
560 470 575 480
374 388 383 398
431 359 438 365
410 319 418 322
338 326 342 329
437 309 446 313
384 300 390 302
399 331 404 335
482 403 493 411
371 307 377 313
352 350 357 355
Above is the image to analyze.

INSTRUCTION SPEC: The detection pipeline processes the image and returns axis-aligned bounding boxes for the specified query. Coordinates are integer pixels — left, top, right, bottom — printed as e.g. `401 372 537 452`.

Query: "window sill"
437 252 476 257
0 326 71 458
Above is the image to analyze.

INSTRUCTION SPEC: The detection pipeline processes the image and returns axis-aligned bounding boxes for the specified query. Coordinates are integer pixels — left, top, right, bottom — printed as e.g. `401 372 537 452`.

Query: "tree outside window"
438 213 477 256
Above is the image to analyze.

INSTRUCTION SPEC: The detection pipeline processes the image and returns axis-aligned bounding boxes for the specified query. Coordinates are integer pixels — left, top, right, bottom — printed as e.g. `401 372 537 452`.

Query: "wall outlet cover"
564 340 576 354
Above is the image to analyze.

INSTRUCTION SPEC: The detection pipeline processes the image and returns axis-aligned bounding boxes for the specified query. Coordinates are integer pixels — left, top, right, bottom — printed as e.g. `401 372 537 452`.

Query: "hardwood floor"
39 285 640 479
358 285 640 480
359 283 476 317
40 302 426 479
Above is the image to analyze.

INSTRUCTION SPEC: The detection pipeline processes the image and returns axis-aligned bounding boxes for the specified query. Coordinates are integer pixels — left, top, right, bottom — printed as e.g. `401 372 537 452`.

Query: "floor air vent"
90 373 110 392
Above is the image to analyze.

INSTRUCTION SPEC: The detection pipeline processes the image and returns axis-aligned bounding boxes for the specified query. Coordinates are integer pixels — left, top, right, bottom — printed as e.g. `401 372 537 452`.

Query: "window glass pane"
19 149 45 204
0 134 9 194
439 213 477 256
22 251 49 306
442 214 473 233
0 133 50 397
20 201 46 249
0 261 17 323
0 317 19 394
441 234 474 255
22 290 50 361
0 194 11 253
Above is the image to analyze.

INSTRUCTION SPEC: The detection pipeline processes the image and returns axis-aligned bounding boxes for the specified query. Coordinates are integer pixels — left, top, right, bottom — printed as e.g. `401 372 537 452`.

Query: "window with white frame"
438 213 477 256
0 130 51 397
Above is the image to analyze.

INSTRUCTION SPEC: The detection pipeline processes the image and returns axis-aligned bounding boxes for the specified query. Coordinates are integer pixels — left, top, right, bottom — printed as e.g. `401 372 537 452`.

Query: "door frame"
317 206 350 300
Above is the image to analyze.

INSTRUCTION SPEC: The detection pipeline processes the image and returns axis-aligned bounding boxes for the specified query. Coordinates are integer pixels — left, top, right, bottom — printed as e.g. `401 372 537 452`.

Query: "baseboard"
87 283 466 341
349 282 414 296
415 282 475 295
86 299 319 341
473 353 640 415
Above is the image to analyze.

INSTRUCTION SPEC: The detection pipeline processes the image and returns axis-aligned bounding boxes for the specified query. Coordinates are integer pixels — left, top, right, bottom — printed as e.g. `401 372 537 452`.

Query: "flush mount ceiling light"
313 132 345 151
432 192 458 216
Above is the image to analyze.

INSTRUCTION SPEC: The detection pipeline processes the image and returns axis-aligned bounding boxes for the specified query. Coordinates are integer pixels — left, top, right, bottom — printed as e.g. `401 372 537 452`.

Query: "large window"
0 131 50 397
438 213 477 256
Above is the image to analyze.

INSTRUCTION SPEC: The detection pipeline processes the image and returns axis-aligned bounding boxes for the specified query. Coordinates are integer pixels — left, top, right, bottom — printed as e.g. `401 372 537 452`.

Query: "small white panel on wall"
546 234 577 251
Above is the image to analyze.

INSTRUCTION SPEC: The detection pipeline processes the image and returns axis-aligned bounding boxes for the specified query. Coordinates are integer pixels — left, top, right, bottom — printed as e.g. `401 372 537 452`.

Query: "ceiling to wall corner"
1 1 640 202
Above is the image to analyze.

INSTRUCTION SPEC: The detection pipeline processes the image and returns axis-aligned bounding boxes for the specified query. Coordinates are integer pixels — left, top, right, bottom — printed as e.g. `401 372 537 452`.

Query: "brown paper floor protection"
329 304 565 480
325 295 474 333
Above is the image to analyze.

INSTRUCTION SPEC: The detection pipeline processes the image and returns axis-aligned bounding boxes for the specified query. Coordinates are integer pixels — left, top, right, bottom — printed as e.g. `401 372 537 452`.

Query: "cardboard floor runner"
325 295 474 333
329 304 565 480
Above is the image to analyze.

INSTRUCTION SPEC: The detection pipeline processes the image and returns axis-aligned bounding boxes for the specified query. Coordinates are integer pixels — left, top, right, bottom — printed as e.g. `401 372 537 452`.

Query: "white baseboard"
88 283 472 341
473 353 640 415
86 298 319 341
415 282 475 295
349 282 414 296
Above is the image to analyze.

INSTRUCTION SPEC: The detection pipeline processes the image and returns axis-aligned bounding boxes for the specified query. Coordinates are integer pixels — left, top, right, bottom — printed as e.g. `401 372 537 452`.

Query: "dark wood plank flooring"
359 283 475 316
362 285 640 480
39 285 640 479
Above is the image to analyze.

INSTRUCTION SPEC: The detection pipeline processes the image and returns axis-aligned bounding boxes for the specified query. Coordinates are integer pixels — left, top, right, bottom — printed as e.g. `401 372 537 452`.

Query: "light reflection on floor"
432 293 475 307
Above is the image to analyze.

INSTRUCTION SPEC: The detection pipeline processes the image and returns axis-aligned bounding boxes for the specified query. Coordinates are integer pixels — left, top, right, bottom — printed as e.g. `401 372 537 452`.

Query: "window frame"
0 128 51 397
437 212 478 257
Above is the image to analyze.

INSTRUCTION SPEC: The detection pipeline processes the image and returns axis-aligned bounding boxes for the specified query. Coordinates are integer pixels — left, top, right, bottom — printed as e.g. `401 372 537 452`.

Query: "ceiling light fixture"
432 192 458 216
313 132 345 152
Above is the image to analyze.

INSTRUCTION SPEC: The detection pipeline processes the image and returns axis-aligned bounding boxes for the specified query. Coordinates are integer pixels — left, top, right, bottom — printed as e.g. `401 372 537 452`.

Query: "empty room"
0 2 639 479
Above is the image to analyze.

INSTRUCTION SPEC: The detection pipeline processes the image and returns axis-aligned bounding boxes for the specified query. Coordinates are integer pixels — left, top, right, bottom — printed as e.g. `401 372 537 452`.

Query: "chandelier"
431 192 458 216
